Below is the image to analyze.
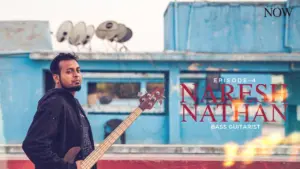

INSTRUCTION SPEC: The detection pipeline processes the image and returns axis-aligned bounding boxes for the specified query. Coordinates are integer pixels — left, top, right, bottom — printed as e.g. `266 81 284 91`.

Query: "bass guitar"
63 87 165 169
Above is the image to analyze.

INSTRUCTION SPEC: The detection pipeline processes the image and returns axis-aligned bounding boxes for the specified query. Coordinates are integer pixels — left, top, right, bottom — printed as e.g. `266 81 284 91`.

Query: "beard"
59 78 81 92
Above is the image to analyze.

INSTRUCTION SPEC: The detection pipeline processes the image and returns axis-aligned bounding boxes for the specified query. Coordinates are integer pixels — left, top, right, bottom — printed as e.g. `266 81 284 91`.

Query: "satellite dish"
95 20 119 41
68 21 87 46
111 24 127 42
82 25 95 45
118 27 133 43
113 24 133 52
56 21 73 43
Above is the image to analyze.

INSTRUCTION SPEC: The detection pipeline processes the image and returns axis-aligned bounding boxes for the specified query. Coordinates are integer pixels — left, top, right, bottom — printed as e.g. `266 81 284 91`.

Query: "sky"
0 0 287 52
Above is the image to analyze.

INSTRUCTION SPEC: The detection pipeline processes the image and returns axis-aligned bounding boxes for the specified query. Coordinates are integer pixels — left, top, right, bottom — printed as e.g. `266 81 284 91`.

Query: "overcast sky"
0 0 287 52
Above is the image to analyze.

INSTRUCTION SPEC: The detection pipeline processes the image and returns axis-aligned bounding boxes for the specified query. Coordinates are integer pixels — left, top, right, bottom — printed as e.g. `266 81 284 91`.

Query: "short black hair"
50 53 78 75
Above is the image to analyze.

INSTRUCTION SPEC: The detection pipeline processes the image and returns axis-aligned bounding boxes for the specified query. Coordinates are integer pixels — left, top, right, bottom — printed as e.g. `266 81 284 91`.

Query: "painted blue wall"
0 55 169 144
164 1 300 53
0 54 44 143
4 0 300 144
88 114 168 144
180 115 262 145
0 54 267 145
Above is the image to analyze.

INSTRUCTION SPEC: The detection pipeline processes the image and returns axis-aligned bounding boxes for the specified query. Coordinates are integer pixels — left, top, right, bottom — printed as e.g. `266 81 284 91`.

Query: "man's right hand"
76 160 83 169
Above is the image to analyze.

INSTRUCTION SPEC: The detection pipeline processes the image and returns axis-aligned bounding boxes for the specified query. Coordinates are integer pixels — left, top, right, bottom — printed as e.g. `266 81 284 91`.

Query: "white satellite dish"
95 20 119 41
56 21 73 43
82 25 95 45
112 24 133 52
68 21 87 46
118 27 133 43
112 24 133 43
111 24 127 42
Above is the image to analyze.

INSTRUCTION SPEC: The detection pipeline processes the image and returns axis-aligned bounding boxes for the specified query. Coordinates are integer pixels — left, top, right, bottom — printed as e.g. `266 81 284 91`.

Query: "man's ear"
53 74 60 85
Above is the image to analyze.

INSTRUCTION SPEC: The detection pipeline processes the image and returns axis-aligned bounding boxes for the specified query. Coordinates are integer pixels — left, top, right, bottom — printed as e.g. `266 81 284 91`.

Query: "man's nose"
74 71 80 77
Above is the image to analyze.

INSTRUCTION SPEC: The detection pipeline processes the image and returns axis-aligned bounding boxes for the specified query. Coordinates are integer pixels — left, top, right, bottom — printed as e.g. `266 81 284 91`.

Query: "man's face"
54 59 82 92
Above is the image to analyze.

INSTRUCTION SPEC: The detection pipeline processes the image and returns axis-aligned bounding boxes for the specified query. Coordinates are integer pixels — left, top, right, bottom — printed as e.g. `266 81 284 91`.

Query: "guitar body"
63 147 81 163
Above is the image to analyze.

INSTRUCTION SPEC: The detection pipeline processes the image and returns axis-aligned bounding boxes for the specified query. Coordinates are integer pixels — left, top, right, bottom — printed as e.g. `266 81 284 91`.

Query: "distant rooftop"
0 21 52 54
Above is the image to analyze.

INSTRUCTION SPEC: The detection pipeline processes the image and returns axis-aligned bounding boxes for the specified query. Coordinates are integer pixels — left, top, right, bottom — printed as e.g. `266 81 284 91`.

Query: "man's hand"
76 160 83 169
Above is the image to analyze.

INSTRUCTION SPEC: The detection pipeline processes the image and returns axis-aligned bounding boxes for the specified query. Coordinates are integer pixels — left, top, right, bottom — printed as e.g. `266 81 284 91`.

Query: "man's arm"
22 99 77 169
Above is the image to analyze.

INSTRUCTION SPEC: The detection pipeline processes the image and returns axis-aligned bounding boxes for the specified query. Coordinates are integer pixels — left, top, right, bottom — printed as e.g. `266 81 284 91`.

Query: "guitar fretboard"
81 107 143 169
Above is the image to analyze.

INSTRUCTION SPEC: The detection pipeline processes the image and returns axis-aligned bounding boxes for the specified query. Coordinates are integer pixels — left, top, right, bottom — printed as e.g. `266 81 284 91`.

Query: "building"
0 0 299 168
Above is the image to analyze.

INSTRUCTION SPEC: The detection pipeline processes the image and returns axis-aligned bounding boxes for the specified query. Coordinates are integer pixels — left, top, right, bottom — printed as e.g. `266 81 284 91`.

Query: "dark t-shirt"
79 110 93 158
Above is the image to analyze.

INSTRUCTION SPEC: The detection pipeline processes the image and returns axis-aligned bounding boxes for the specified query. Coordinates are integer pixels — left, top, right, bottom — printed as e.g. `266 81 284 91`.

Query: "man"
22 53 97 169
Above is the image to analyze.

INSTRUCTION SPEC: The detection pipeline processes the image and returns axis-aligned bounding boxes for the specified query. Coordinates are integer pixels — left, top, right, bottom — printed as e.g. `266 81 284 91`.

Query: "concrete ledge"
1 144 300 156
1 154 300 162
29 51 300 62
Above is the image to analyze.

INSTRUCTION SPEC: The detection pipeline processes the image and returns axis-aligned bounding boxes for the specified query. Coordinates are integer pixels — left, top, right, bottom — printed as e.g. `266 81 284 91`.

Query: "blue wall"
181 115 262 145
162 0 300 137
0 54 44 144
4 0 300 145
0 54 266 145
0 55 169 144
164 1 300 52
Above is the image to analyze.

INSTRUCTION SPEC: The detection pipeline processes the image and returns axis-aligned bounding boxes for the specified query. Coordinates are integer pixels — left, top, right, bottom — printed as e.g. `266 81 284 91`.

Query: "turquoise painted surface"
0 55 275 144
2 0 300 144
164 1 300 52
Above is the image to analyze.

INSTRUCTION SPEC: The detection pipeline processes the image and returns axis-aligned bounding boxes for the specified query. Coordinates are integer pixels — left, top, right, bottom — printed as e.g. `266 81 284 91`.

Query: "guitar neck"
81 107 144 169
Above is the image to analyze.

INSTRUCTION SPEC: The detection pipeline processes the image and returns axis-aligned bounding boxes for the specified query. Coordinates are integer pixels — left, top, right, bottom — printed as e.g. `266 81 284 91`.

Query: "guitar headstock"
138 87 165 110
